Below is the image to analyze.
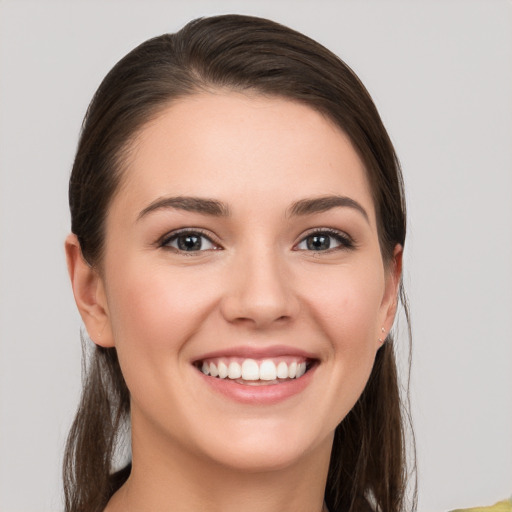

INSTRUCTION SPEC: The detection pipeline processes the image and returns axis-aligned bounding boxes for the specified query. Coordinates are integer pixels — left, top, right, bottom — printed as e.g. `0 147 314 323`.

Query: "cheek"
107 262 212 340
103 263 217 388
299 262 385 395
303 264 385 344
284 263 385 430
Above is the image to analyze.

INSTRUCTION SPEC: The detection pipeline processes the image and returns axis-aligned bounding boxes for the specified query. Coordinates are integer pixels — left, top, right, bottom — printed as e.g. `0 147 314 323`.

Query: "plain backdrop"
0 1 511 511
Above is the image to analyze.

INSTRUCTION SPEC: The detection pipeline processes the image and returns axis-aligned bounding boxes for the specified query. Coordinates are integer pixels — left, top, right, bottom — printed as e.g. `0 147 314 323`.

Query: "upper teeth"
200 358 307 381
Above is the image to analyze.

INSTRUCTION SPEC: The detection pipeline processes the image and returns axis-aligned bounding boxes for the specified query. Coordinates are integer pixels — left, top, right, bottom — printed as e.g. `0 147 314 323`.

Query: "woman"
64 14 413 512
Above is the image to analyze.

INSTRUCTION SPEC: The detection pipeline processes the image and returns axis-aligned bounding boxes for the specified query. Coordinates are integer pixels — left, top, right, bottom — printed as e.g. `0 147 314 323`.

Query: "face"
77 92 400 472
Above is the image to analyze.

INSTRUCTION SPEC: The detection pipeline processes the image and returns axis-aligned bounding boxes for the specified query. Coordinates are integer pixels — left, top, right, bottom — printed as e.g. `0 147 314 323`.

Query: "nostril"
218 263 300 327
220 295 299 328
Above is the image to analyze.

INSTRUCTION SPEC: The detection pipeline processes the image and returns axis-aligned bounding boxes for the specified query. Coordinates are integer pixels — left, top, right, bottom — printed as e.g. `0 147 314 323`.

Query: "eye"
295 229 354 252
161 230 219 252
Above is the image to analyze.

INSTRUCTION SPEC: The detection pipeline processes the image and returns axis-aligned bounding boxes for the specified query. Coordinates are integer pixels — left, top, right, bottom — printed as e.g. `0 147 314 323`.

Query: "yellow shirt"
451 498 512 512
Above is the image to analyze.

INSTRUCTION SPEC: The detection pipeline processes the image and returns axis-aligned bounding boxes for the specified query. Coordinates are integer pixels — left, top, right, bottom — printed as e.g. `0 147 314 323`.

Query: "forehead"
116 92 375 221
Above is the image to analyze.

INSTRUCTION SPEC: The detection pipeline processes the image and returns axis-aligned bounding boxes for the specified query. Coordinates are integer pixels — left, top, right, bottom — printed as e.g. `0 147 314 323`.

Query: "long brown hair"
65 14 415 512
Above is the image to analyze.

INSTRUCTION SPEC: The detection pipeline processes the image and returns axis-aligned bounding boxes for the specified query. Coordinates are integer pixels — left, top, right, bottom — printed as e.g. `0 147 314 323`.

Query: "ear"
378 244 403 343
65 233 115 347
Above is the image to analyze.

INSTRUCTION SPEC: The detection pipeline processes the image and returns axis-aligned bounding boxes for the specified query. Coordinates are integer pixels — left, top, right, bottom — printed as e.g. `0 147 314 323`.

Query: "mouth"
194 356 317 386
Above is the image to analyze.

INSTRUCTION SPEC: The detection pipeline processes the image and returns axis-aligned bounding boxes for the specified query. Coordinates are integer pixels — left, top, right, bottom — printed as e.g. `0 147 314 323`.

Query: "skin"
66 92 402 512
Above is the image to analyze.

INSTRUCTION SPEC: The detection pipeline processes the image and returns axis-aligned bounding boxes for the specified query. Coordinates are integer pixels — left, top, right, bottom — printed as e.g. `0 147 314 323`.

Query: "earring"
378 327 386 343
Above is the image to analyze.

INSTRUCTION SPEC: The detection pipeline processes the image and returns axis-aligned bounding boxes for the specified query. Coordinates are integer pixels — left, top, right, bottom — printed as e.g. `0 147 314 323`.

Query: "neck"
106 416 332 512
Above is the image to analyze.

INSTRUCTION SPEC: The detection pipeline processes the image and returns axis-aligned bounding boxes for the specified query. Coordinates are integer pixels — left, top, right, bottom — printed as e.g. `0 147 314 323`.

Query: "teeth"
209 362 219 377
199 357 310 381
259 360 277 381
241 359 259 380
276 361 288 379
218 361 228 379
228 361 242 379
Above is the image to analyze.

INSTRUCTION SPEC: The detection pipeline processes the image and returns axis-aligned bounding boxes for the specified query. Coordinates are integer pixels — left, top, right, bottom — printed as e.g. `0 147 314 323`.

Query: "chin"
191 418 334 473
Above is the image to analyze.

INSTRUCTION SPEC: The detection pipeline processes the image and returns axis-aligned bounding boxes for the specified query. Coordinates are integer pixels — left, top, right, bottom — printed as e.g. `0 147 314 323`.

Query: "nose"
220 247 300 329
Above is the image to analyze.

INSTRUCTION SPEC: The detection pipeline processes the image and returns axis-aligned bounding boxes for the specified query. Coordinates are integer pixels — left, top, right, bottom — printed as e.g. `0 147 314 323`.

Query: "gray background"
0 1 511 510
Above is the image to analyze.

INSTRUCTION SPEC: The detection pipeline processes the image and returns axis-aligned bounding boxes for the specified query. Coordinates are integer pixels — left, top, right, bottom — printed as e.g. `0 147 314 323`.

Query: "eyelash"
158 228 355 254
294 228 355 253
159 229 220 254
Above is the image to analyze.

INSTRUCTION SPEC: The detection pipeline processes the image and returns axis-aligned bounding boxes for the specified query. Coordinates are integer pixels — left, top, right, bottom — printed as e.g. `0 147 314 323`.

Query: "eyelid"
294 227 355 251
156 226 354 253
158 228 222 251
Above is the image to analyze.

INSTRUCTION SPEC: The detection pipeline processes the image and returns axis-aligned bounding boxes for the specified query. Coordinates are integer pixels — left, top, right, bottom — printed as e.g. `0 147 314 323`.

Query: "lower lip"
196 365 317 405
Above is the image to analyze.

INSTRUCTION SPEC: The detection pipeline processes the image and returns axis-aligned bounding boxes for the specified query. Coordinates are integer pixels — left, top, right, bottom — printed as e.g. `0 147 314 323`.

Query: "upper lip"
193 344 319 362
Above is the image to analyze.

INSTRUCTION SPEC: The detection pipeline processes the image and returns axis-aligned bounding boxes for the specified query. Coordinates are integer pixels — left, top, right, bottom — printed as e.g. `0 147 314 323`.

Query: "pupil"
307 235 330 250
178 234 201 251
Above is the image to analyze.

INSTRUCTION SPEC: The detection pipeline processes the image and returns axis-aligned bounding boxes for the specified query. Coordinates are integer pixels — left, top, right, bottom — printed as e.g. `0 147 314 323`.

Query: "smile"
198 357 310 384
193 347 318 404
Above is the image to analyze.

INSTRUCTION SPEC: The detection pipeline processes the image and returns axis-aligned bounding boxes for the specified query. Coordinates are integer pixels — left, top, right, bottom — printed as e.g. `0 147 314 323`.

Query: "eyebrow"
137 194 369 223
288 195 369 223
138 196 231 220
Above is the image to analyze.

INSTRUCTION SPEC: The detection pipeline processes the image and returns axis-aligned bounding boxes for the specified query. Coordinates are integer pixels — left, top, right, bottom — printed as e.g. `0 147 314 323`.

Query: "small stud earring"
378 327 386 343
